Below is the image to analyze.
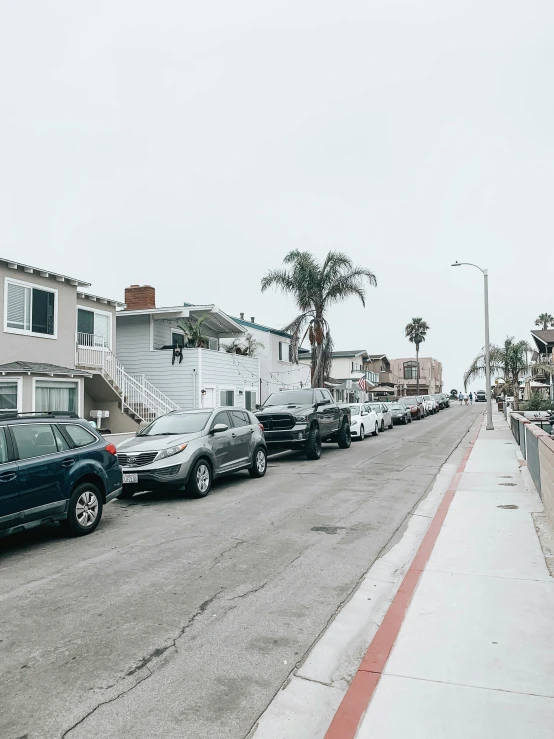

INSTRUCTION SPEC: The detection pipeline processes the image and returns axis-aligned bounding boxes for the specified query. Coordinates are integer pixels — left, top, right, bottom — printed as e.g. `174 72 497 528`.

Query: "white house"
231 314 312 404
328 350 379 403
115 286 260 412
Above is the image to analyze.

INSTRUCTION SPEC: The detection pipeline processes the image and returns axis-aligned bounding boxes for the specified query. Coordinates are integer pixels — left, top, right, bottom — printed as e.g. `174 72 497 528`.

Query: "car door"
0 427 20 532
208 411 235 472
315 390 331 437
381 404 391 426
9 423 72 522
323 390 341 432
228 410 254 465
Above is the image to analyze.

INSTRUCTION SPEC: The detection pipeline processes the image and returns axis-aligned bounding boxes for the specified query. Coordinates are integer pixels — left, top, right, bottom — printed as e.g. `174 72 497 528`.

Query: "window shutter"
7 282 30 330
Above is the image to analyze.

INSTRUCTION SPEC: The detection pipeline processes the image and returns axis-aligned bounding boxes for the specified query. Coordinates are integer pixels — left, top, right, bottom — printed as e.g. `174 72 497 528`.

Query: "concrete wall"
538 436 554 531
0 263 79 367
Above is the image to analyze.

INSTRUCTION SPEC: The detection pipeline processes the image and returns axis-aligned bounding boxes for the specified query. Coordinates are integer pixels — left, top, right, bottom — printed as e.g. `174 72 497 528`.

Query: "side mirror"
317 399 330 407
255 404 261 410
211 423 229 434
361 411 368 416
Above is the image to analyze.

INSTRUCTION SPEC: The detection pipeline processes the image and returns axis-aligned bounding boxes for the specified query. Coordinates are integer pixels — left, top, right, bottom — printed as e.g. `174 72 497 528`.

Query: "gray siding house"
116 286 260 411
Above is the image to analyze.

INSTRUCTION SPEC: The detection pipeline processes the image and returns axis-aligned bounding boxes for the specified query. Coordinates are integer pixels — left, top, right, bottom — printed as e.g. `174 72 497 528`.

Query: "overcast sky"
1 1 552 392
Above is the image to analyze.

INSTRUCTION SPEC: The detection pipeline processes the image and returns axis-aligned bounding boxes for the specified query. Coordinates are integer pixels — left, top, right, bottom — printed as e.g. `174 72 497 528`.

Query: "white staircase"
76 333 180 423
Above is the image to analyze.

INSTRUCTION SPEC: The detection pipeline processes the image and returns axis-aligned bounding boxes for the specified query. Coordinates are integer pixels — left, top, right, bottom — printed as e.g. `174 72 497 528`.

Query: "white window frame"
32 376 82 417
244 388 257 411
218 385 236 407
76 306 113 349
4 277 58 339
278 341 291 363
0 377 23 412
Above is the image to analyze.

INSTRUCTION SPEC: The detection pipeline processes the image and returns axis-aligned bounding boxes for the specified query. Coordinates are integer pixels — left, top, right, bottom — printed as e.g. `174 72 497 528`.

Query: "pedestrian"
469 391 473 404
465 394 469 406
458 391 463 405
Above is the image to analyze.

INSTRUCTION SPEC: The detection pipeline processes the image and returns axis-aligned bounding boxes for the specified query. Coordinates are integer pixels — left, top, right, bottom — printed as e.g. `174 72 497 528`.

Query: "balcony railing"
75 332 180 422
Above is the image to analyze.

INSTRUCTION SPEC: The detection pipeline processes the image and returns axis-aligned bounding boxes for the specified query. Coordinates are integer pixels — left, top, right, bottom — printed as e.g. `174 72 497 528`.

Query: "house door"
203 387 216 408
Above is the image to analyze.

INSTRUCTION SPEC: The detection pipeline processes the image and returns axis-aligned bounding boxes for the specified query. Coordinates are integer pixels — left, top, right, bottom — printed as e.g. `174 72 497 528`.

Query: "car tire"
118 488 135 499
337 420 352 449
305 426 322 460
388 420 393 429
359 425 365 441
188 459 212 498
380 421 385 432
249 446 267 478
62 482 103 536
372 423 379 436
403 416 408 424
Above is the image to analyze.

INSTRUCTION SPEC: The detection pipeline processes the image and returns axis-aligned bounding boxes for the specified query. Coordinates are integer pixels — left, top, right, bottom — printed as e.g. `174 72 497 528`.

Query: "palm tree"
464 337 532 407
261 250 377 387
176 315 210 348
405 318 430 394
535 313 554 331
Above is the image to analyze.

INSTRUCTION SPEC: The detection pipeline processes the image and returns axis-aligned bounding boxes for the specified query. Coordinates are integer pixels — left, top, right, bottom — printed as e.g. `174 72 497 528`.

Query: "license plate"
123 473 138 484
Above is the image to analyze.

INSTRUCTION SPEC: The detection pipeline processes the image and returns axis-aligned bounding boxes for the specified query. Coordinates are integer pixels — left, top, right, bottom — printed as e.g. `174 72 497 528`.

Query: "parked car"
422 395 439 415
0 411 122 539
256 389 351 460
475 390 487 402
349 403 379 439
117 407 267 499
366 402 393 431
431 394 447 410
401 397 425 420
389 403 411 425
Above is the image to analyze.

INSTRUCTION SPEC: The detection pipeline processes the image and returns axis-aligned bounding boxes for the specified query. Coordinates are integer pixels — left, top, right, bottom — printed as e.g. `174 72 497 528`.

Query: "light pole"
451 261 494 430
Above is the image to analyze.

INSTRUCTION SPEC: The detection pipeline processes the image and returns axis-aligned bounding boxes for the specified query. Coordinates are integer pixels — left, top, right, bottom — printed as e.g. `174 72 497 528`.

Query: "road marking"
324 424 479 739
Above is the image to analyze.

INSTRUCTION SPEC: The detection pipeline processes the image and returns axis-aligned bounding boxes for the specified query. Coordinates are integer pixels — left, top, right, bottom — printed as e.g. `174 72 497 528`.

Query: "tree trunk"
416 344 420 395
312 316 324 387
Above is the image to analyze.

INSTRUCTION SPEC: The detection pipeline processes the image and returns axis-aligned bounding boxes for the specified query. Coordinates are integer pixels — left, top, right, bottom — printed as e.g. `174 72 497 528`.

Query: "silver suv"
116 407 267 499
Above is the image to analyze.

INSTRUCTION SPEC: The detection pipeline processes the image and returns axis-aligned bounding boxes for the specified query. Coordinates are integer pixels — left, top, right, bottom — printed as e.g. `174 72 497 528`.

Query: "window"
77 308 110 347
211 411 231 429
322 390 333 402
208 337 219 352
220 390 235 406
245 390 256 411
229 410 249 427
35 381 78 413
279 342 291 362
63 424 96 448
172 332 185 347
52 425 70 451
0 428 8 464
11 424 58 460
5 279 56 337
316 390 327 402
0 382 18 411
404 361 419 380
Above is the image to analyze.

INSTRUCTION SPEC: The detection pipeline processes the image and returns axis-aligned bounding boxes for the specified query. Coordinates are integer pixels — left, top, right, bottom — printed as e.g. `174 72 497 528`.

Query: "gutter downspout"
198 348 203 408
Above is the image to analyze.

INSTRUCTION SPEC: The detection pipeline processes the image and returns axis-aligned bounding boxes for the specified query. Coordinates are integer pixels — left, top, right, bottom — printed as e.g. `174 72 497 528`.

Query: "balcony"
378 371 395 386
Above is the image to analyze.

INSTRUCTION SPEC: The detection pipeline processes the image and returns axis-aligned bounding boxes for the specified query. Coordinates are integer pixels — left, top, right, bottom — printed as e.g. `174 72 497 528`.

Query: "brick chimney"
124 285 156 311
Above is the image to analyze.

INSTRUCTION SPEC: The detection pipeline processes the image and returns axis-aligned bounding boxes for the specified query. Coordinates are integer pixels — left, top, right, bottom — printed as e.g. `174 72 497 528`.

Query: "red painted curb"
324 427 479 739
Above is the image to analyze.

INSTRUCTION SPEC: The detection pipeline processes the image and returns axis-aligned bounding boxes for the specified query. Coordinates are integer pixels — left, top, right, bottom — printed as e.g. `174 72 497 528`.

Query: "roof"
117 304 245 337
531 330 554 349
331 350 368 358
368 354 387 361
1 256 90 287
77 291 125 308
231 316 294 340
0 361 92 377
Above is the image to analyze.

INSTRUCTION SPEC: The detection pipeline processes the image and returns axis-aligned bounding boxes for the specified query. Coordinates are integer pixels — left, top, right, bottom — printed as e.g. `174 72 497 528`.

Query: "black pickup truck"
255 388 352 460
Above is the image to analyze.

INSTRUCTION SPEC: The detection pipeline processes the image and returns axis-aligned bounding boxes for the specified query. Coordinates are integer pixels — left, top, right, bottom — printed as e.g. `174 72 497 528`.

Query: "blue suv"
0 412 122 538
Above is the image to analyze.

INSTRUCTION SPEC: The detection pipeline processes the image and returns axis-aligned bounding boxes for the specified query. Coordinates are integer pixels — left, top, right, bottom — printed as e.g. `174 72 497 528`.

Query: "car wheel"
188 459 212 498
359 425 365 441
249 447 267 478
337 420 352 449
388 420 394 429
62 482 103 536
380 421 385 432
372 423 379 436
305 426 322 460
403 416 408 424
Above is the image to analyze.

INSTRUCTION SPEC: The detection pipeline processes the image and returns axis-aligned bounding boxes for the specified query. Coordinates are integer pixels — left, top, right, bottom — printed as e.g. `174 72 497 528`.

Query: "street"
0 404 483 739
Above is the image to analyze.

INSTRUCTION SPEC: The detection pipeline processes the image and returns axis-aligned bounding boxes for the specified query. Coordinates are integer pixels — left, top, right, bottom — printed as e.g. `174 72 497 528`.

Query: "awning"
371 385 396 394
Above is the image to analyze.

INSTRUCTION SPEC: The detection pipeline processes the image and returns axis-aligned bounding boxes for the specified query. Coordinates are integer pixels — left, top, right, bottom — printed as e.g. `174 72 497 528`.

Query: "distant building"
325 350 379 403
389 356 443 395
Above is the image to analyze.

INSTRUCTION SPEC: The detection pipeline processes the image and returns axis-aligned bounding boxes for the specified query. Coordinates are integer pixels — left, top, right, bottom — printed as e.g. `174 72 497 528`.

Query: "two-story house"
230 314 312 404
115 286 261 411
326 350 379 403
0 257 184 433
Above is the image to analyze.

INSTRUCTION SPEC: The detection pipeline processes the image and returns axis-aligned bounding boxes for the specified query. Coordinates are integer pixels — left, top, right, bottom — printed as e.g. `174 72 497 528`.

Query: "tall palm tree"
405 318 430 394
261 250 377 387
464 337 532 407
535 313 554 331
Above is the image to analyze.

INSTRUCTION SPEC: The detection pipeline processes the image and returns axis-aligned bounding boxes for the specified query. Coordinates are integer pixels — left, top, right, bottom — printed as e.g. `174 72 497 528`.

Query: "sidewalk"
330 410 554 738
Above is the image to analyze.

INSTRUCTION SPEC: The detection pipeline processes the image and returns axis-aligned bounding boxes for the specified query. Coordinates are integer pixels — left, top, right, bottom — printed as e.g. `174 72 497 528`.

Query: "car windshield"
368 404 381 411
349 404 363 415
138 412 212 436
263 390 314 406
402 398 417 405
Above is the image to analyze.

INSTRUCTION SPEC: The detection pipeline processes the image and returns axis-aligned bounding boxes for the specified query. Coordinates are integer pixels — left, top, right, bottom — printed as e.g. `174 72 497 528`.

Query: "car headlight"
155 443 188 461
351 420 358 426
295 415 308 422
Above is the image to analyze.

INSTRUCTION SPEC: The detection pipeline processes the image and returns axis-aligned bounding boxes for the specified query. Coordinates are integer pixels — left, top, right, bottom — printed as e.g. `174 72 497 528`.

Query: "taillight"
259 423 264 432
105 443 117 455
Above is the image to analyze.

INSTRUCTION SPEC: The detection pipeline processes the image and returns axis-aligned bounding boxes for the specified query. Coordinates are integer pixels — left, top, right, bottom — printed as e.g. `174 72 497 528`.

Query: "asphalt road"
0 403 483 739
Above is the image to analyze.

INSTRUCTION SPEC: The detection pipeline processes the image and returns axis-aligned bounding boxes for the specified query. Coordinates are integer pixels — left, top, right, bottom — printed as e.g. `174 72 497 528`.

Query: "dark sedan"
389 403 411 425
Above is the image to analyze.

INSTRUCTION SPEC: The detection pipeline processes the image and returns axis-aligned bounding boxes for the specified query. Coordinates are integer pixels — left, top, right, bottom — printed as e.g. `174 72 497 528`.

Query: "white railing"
76 332 180 423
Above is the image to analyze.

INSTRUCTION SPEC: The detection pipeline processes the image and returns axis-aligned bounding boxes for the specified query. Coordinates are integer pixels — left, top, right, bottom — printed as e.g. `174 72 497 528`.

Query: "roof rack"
0 411 81 421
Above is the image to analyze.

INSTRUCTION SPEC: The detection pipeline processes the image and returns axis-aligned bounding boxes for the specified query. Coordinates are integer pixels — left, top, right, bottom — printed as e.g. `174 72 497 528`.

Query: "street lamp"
451 261 494 430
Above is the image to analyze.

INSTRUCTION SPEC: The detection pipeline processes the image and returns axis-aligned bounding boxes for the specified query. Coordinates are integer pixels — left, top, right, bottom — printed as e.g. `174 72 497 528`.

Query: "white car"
422 395 438 415
349 403 379 440
366 402 393 432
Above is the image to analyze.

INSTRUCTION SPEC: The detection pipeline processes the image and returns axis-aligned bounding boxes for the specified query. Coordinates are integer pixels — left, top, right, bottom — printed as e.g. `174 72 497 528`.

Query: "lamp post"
451 261 494 430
